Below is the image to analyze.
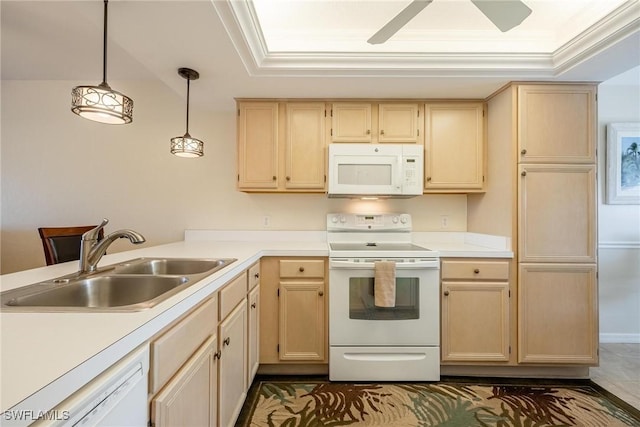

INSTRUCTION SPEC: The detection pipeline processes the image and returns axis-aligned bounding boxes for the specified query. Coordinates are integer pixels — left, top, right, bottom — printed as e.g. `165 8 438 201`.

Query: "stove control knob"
392 216 399 224
339 215 347 223
331 216 339 224
400 215 409 224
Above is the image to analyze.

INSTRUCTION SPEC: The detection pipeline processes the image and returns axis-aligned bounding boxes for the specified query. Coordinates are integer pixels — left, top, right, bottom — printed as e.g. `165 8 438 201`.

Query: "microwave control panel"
402 155 423 193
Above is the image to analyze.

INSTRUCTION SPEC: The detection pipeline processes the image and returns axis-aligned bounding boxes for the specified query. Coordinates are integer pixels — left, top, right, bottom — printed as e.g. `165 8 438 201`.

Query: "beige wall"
1 80 467 273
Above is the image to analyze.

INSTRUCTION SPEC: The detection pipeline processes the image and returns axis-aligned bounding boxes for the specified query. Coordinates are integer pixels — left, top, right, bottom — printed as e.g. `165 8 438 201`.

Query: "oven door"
329 259 440 346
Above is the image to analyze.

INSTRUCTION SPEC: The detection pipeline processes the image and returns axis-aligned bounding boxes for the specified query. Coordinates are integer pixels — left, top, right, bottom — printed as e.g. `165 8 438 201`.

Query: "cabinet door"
219 301 248 427
285 103 326 189
247 284 260 386
331 103 372 142
238 102 279 189
518 85 596 163
378 103 420 143
441 282 510 362
279 281 325 361
152 335 217 427
518 263 598 364
519 164 596 263
424 103 484 191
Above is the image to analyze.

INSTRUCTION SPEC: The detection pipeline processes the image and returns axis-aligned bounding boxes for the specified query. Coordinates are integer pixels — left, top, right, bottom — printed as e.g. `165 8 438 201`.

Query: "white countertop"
0 232 511 421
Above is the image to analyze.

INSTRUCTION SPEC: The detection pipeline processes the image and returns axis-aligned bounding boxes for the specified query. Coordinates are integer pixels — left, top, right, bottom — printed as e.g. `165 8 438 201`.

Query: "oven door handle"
330 260 440 269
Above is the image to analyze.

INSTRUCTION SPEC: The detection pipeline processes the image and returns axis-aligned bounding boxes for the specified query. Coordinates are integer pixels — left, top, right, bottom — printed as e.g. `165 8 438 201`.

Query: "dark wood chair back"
38 226 104 265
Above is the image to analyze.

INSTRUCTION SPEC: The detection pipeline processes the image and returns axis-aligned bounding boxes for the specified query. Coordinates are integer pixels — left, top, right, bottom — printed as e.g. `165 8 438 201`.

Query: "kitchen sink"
114 258 233 276
4 276 190 309
0 257 236 312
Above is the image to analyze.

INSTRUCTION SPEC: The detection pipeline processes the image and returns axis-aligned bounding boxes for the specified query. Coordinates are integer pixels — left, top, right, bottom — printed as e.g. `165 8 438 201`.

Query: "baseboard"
600 333 640 343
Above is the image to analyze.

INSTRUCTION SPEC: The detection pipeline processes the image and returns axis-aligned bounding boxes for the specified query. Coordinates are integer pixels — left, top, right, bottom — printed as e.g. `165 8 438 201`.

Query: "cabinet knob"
214 350 221 360
521 171 527 177
272 176 277 181
319 291 324 296
286 176 291 181
521 149 527 155
224 337 230 346
380 129 385 135
366 129 371 135
299 266 305 272
474 269 480 274
251 302 257 309
426 176 432 182
254 273 260 279
444 290 450 296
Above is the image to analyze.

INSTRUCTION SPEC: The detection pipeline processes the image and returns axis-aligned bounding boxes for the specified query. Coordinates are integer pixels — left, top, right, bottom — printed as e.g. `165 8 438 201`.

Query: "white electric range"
327 213 441 381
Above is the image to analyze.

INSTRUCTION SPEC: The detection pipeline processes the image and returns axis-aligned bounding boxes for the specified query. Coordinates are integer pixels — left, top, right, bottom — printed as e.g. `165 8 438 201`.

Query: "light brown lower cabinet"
151 335 218 427
279 281 325 361
247 284 260 385
441 282 510 362
259 257 328 365
440 259 511 363
518 263 598 364
150 266 258 427
218 300 248 427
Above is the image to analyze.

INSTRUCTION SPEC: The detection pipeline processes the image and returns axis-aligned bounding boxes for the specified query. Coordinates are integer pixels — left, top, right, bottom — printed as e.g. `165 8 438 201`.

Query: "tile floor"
590 343 640 410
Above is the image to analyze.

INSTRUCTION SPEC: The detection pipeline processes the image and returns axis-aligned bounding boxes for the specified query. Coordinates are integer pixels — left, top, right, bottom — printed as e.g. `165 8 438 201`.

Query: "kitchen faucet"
79 219 146 273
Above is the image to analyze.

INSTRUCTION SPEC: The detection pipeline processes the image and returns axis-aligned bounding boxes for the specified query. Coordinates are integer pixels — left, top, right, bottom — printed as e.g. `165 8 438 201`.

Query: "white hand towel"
374 261 396 308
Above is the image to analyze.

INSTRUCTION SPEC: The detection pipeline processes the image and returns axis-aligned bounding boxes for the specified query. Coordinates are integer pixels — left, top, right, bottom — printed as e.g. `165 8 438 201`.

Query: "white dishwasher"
33 344 149 427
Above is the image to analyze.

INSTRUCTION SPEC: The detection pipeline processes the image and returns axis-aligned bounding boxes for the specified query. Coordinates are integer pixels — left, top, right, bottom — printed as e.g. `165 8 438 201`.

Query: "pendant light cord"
185 78 191 136
102 0 109 86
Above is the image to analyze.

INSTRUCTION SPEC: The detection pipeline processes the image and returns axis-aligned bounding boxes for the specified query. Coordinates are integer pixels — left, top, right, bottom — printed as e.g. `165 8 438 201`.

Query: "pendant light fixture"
71 0 133 124
170 68 204 158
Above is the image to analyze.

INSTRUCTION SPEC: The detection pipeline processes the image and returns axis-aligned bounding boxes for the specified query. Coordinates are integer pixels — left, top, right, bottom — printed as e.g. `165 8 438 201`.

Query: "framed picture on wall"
606 122 640 204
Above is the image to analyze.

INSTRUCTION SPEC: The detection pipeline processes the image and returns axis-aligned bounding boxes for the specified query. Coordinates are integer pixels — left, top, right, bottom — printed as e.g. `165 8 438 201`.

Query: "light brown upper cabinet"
237 101 326 193
517 85 596 164
331 103 372 142
285 103 326 190
331 102 422 144
378 103 421 143
424 102 485 192
237 102 279 190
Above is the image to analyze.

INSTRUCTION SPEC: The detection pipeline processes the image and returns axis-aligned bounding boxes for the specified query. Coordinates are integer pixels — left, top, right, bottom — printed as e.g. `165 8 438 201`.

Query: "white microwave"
328 143 424 197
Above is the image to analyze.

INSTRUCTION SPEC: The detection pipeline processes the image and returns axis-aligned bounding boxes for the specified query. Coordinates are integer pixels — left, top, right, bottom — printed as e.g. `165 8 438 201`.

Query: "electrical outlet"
440 215 449 229
262 216 271 228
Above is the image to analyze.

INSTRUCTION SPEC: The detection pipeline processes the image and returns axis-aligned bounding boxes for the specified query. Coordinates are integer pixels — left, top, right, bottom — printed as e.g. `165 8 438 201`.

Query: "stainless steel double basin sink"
0 257 236 312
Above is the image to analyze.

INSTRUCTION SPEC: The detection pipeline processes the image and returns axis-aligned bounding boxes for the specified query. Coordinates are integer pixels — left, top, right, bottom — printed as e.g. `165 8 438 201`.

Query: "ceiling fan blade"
367 0 433 45
470 0 532 32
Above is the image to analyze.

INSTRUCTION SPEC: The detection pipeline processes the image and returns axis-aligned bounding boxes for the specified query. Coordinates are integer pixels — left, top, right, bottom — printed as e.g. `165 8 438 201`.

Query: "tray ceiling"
214 0 640 78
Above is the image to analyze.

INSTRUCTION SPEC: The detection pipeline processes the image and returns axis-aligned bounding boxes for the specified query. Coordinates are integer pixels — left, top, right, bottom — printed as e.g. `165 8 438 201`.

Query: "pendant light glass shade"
170 134 204 158
171 68 204 158
71 0 133 124
71 83 133 124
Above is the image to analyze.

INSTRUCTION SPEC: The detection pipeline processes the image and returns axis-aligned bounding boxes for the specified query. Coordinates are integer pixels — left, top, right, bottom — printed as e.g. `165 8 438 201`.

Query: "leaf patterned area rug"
241 380 640 427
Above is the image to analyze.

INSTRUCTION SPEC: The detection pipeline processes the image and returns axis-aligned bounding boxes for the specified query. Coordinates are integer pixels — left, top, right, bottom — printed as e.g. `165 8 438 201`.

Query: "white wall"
597 66 640 343
0 79 467 273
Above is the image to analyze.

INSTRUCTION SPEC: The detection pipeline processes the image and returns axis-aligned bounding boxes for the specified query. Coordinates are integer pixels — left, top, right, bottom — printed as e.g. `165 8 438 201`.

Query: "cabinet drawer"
150 295 217 394
220 272 248 320
280 259 325 278
248 262 260 290
441 260 509 280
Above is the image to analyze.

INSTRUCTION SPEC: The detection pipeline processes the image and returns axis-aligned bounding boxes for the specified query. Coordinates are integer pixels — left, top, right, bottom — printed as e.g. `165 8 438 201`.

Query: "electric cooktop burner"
327 213 439 259
329 242 431 252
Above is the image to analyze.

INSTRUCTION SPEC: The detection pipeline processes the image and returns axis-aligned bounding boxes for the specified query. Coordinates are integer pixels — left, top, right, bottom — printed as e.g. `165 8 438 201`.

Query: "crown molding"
212 0 640 79
553 0 640 75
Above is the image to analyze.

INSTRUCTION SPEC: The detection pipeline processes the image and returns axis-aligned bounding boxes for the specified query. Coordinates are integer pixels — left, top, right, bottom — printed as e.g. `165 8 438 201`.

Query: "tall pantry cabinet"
469 83 598 367
516 84 598 365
